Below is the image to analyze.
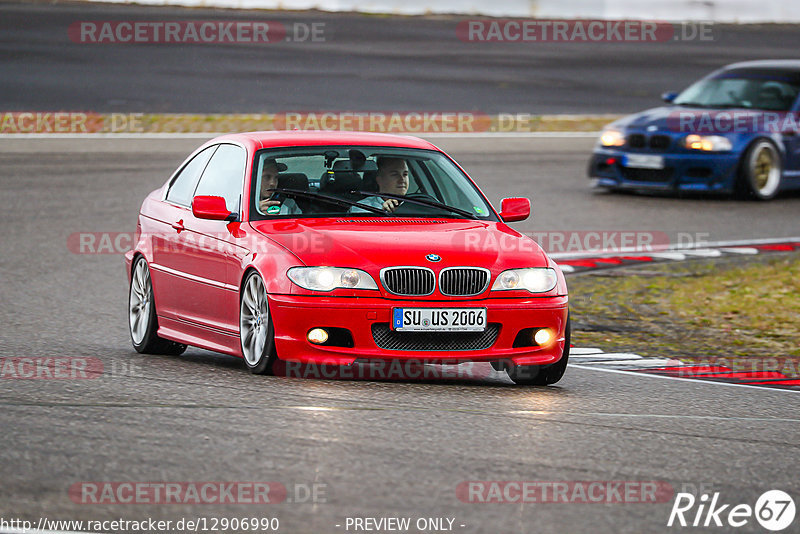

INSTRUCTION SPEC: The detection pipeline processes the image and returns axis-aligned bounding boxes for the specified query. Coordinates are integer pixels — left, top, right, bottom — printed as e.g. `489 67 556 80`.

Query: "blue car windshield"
674 72 800 111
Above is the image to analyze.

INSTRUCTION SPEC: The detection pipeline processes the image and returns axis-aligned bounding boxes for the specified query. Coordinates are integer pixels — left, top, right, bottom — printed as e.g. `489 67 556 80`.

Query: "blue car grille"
649 135 671 150
628 134 646 148
621 167 674 182
626 133 672 151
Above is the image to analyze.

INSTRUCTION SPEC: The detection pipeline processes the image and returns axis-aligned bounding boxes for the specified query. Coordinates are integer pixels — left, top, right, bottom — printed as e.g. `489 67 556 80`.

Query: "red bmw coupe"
125 131 570 385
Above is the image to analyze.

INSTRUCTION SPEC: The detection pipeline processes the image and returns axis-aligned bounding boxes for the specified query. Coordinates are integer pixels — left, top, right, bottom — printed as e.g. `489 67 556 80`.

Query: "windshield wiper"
711 104 753 109
675 102 713 108
264 188 390 216
676 102 755 109
353 191 480 220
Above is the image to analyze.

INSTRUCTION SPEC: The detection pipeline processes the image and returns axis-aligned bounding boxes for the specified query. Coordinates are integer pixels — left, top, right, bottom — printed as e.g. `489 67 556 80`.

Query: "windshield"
249 146 498 221
674 70 800 111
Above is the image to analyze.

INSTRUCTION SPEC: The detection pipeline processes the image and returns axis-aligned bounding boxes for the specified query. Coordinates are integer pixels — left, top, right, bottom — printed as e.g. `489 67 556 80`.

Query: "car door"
169 143 249 337
149 144 217 320
781 98 800 173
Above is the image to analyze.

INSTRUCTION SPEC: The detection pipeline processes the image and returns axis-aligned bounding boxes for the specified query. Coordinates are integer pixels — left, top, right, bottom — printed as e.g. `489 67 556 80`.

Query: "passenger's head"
260 159 285 199
375 157 409 196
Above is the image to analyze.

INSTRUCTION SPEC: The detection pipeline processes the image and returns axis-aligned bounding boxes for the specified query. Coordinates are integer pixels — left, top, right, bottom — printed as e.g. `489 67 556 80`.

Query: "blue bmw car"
588 60 800 200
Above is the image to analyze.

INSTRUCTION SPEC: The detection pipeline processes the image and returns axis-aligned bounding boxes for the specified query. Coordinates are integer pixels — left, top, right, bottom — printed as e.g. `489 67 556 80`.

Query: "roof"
722 59 800 72
211 130 440 151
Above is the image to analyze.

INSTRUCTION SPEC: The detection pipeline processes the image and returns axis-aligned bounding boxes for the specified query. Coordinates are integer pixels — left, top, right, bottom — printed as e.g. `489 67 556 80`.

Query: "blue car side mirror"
662 91 679 103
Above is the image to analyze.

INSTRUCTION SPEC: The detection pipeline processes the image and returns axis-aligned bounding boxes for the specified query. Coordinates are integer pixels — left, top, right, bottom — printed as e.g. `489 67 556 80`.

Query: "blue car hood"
609 106 682 131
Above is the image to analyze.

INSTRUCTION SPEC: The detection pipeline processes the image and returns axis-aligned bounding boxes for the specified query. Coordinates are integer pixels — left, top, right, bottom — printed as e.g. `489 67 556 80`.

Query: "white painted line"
649 252 687 260
550 247 653 259
508 410 800 423
718 247 759 254
590 358 681 367
559 264 576 273
550 237 799 260
680 249 723 257
569 358 646 364
570 347 604 355
570 364 799 393
683 237 799 248
421 132 601 138
589 352 643 360
0 133 217 139
0 131 601 140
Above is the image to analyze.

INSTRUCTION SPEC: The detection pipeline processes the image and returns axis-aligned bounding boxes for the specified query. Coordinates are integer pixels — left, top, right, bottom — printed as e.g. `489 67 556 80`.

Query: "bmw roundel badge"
426 254 441 262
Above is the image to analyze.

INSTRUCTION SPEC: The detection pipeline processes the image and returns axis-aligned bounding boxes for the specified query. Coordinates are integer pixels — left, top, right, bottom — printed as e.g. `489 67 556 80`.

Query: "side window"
165 145 217 206
194 144 247 213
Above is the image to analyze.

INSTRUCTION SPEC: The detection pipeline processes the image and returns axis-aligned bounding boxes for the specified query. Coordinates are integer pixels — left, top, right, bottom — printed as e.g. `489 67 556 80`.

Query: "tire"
736 140 782 200
494 316 571 386
239 271 277 375
128 256 187 355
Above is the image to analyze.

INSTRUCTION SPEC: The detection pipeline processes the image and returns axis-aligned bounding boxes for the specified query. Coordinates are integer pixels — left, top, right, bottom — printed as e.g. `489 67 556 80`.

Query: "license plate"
392 308 487 332
623 154 665 169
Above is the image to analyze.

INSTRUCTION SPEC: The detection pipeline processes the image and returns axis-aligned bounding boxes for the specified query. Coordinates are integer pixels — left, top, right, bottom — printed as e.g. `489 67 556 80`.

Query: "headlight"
684 134 732 152
491 268 558 293
599 129 625 147
287 267 379 292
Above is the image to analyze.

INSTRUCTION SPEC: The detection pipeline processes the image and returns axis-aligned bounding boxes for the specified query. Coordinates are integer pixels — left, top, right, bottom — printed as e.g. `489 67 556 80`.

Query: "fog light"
307 328 329 344
534 328 554 346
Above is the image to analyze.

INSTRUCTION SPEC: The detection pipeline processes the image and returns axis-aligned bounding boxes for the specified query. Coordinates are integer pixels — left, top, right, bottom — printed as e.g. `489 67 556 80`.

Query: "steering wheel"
392 192 443 215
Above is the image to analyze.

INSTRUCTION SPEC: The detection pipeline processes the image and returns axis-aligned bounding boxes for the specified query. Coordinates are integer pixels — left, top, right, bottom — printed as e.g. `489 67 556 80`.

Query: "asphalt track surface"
1 138 799 533
2 1 800 113
2 2 800 531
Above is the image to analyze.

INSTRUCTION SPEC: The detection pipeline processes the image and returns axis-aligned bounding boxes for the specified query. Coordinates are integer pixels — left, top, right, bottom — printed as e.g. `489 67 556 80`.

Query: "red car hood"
249 217 549 271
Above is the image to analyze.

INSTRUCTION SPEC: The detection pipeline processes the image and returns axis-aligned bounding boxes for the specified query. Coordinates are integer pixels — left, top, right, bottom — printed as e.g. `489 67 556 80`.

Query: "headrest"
332 159 378 172
277 173 309 191
320 170 361 193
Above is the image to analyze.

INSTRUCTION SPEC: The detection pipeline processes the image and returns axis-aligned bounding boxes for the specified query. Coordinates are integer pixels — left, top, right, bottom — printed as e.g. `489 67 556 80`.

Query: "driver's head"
260 159 283 199
375 157 409 196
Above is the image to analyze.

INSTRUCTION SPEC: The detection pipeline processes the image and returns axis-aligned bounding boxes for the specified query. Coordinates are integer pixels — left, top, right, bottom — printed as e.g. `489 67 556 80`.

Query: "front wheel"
494 316 571 386
737 140 782 200
128 257 187 355
240 271 277 375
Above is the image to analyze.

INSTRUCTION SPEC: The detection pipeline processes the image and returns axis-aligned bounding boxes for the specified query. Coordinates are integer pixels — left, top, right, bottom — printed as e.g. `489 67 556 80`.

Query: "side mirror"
662 91 678 103
499 197 530 222
192 195 236 221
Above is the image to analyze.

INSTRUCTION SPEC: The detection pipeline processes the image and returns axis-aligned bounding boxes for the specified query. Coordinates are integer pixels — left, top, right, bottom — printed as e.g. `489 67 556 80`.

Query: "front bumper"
588 148 740 193
268 294 569 368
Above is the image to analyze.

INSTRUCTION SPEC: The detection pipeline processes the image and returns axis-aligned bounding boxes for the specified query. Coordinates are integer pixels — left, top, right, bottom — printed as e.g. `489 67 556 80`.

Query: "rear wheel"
128 257 187 355
240 271 277 375
737 140 782 200
494 316 571 386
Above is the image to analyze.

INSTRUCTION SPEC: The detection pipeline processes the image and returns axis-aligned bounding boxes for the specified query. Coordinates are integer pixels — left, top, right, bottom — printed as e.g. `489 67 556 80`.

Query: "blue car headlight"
683 134 732 152
599 129 626 147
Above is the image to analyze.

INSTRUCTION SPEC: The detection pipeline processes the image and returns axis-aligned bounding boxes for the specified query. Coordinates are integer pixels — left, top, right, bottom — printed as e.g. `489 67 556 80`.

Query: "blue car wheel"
737 140 782 200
